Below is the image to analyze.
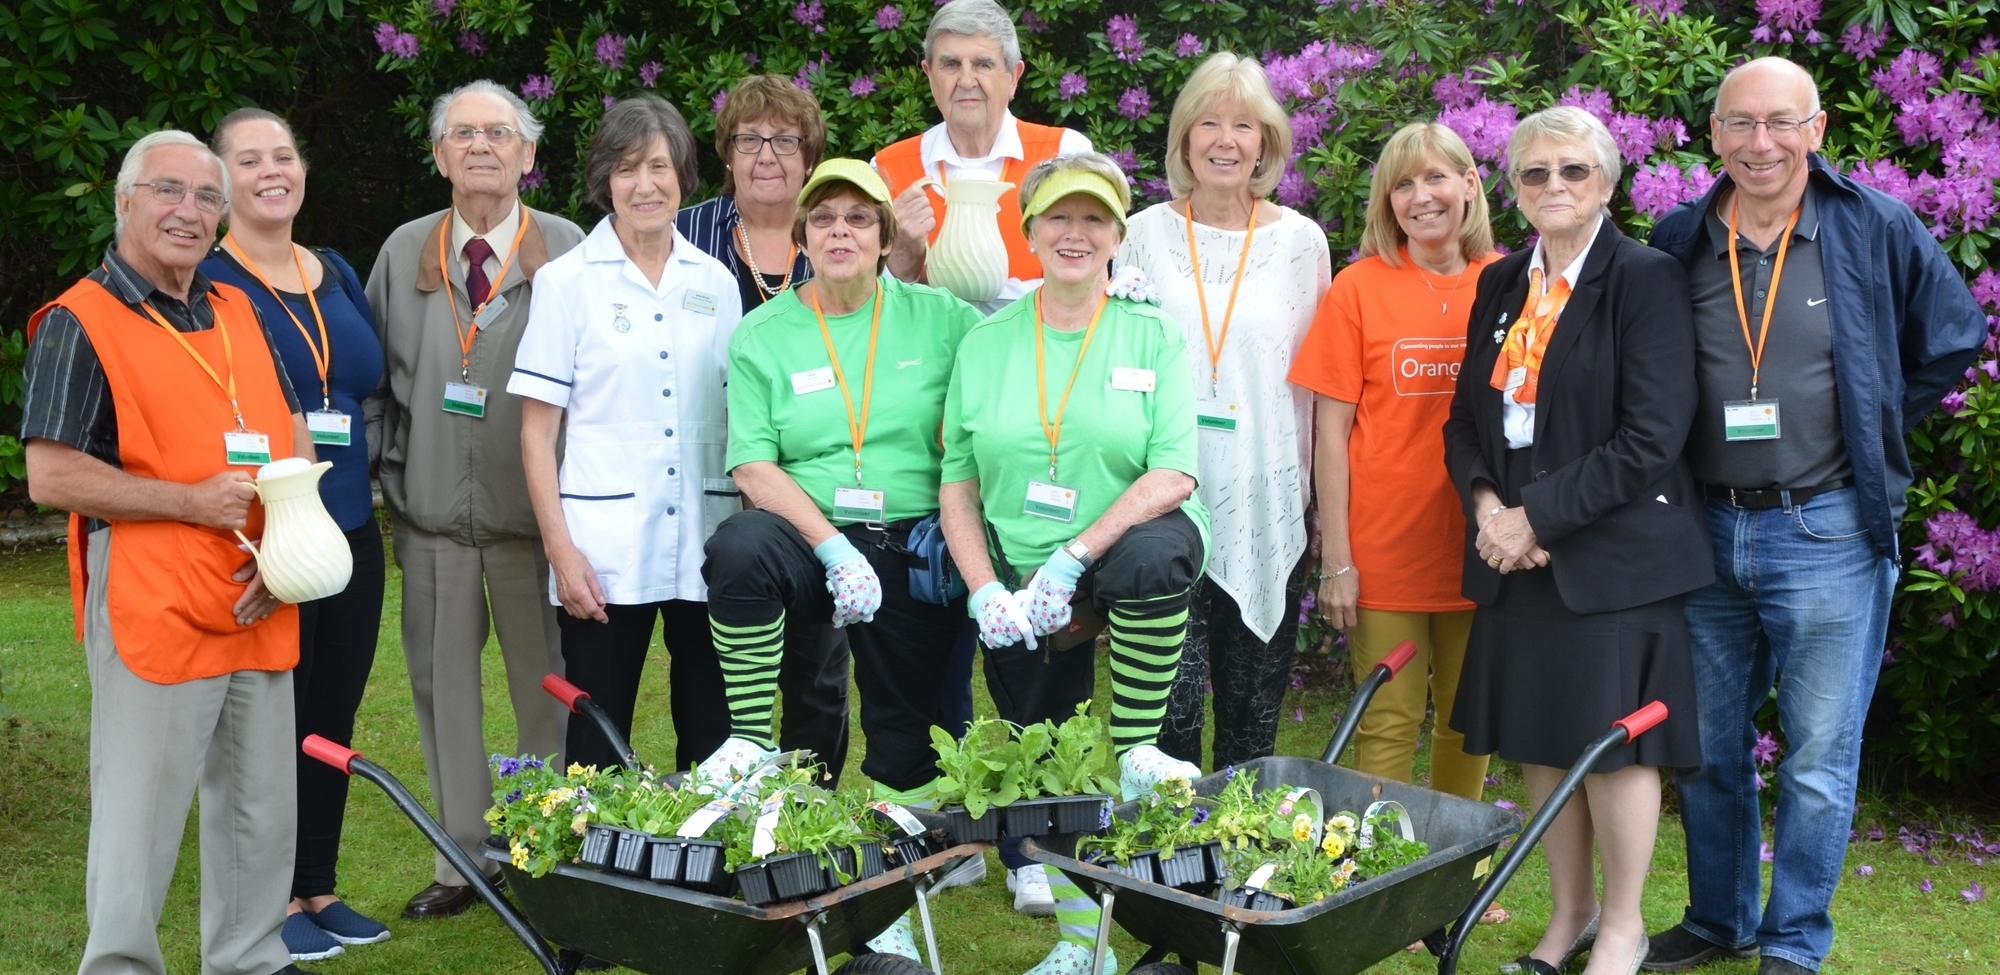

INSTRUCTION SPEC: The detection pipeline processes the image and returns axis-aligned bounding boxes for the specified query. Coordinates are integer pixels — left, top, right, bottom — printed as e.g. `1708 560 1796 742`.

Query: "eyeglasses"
730 133 804 156
134 180 227 214
807 208 882 230
1715 114 1820 136
442 125 522 147
1515 163 1600 187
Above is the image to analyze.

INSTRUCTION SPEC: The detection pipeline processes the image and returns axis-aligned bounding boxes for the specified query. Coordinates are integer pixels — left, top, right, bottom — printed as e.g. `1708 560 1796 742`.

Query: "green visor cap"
798 158 892 206
1019 169 1130 236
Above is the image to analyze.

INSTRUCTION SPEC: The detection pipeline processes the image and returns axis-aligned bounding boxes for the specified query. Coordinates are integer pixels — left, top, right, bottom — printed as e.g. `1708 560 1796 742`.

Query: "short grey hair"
429 79 544 145
924 0 1020 69
1506 106 1622 187
114 128 228 236
1018 151 1133 238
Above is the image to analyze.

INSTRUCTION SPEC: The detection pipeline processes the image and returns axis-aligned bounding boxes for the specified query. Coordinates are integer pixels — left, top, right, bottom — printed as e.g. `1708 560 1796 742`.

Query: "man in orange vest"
21 129 317 975
875 0 1092 313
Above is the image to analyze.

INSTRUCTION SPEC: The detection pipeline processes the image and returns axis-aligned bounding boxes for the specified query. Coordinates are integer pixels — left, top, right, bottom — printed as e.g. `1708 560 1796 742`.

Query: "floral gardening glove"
816 534 881 627
1021 547 1085 636
970 581 1034 649
1106 264 1160 305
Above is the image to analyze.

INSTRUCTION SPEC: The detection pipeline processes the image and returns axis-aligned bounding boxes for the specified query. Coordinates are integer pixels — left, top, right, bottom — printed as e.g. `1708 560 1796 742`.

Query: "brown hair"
714 75 828 197
791 181 897 275
585 96 699 214
210 107 304 169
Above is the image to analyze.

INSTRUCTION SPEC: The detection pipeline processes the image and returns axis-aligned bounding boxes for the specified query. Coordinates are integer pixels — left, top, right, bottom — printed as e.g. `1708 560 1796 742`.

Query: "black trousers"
557 599 731 772
1158 553 1311 771
778 622 851 787
292 522 386 899
705 510 964 793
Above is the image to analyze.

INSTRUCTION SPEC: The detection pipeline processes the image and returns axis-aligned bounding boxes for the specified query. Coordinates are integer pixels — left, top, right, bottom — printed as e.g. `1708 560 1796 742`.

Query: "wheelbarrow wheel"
833 954 933 975
1125 965 1195 975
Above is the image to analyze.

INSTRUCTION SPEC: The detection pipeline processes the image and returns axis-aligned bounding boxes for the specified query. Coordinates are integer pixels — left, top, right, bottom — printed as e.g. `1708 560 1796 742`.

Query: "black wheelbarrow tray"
1020 640 1673 975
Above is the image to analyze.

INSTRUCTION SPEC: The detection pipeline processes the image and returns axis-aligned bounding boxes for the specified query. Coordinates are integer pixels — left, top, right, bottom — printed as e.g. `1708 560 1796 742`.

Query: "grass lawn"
0 530 1994 974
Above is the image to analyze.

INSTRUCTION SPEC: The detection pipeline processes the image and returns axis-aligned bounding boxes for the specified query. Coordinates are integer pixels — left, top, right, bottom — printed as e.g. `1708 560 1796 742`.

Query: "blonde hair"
1164 53 1292 200
1360 122 1494 268
1506 106 1621 186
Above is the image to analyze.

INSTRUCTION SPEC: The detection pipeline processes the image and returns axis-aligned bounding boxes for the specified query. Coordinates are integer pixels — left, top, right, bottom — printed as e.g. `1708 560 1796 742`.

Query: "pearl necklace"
736 220 796 301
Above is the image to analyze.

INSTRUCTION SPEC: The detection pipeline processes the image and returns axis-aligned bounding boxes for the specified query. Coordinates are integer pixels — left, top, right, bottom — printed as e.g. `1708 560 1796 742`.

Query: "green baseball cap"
1020 167 1131 236
798 158 892 205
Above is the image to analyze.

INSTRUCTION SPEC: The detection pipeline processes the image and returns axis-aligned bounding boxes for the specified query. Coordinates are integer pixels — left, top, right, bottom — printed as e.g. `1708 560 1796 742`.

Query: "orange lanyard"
1184 200 1258 396
136 294 244 430
436 211 531 379
1033 290 1108 482
809 281 884 484
1726 196 1800 400
224 234 333 409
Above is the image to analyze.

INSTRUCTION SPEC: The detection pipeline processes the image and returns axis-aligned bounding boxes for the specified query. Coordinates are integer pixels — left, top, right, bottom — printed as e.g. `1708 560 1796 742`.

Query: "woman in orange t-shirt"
1288 121 1503 829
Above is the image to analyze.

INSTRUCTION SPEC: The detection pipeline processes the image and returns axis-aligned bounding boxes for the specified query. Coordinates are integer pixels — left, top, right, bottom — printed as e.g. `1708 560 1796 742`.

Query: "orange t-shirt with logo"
1287 249 1498 612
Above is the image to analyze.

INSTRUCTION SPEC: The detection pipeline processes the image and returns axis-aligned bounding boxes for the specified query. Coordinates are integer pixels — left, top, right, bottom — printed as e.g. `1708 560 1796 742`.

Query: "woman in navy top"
200 107 390 961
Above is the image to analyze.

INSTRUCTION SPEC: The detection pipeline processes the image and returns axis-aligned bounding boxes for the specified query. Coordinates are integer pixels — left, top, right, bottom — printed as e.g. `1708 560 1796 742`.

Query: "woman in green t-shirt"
939 152 1212 975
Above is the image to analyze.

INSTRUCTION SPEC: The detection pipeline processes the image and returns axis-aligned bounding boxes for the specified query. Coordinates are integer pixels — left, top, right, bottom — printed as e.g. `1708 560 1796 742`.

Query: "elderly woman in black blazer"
1443 105 1710 975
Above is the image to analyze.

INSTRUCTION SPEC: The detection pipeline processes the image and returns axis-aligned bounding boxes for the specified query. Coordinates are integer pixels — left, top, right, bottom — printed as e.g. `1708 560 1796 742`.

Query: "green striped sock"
710 612 784 747
1045 864 1100 948
1107 590 1190 755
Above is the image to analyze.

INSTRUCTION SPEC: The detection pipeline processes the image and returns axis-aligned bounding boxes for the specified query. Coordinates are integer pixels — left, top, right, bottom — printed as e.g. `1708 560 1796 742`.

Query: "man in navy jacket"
1645 57 1985 975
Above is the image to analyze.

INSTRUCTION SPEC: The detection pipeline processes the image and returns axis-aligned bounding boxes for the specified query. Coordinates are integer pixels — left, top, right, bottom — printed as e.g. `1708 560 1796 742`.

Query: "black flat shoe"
1640 924 1758 971
1499 913 1597 973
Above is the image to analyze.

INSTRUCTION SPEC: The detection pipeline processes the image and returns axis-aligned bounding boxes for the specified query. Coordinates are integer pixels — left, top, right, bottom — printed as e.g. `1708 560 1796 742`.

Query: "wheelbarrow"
299 674 992 975
1020 639 1671 975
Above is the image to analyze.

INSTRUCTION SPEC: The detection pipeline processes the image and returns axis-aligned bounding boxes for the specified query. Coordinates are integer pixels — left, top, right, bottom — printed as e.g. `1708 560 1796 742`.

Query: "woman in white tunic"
511 96 743 771
1117 52 1331 770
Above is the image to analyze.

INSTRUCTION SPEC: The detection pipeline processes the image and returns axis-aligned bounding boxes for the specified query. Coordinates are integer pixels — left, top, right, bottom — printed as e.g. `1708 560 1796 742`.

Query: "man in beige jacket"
364 79 584 919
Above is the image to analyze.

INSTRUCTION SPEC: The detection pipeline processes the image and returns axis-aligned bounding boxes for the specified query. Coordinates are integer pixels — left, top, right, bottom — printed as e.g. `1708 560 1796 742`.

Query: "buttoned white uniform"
509 217 743 605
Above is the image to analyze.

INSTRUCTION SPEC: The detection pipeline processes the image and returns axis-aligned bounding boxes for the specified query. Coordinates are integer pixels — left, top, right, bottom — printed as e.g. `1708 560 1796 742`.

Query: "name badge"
791 366 837 395
1024 479 1079 523
224 430 273 466
1503 366 1527 393
1196 400 1239 432
1723 400 1781 441
1110 367 1156 392
306 409 352 446
684 290 719 316
442 381 488 418
832 485 887 523
472 292 509 329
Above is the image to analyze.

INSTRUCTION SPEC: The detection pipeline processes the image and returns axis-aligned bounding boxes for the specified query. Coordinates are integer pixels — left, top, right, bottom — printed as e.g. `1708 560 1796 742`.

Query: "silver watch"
1061 538 1094 569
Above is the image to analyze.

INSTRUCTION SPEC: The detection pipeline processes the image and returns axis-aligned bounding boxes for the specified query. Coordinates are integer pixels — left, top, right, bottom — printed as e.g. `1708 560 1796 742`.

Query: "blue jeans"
1676 487 1896 971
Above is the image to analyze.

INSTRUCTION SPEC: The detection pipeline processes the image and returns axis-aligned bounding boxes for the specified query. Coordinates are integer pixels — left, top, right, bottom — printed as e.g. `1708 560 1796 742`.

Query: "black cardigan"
1442 220 1715 614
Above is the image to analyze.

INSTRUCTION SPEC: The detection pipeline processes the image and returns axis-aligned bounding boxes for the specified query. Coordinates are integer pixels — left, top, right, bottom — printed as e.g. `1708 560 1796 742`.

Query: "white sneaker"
864 913 920 960
691 736 778 795
1020 939 1117 975
1118 745 1203 802
1007 863 1055 916
931 851 988 890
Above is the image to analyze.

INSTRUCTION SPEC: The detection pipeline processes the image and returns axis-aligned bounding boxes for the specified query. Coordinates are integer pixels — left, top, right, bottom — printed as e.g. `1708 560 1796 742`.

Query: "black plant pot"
1218 885 1291 912
645 838 731 893
579 824 620 869
858 841 887 881
1051 795 1113 834
1094 850 1160 884
610 827 652 876
941 805 1001 843
1003 797 1055 837
1157 843 1215 890
737 851 831 906
824 843 886 887
884 828 948 867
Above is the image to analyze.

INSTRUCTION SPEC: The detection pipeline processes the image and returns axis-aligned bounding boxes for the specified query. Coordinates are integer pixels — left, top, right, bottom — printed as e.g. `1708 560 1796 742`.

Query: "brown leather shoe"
401 882 477 919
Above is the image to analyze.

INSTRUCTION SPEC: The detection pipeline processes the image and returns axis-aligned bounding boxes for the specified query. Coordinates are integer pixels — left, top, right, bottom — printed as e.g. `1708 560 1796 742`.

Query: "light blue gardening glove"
970 581 1035 650
1021 548 1084 636
815 534 881 627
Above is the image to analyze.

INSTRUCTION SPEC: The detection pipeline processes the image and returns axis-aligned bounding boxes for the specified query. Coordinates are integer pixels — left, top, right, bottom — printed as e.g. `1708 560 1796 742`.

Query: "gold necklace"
1412 253 1469 314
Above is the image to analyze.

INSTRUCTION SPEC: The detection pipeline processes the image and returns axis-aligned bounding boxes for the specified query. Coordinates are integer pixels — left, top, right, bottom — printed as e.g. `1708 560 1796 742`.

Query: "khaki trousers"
79 529 295 975
392 520 565 886
1347 608 1489 800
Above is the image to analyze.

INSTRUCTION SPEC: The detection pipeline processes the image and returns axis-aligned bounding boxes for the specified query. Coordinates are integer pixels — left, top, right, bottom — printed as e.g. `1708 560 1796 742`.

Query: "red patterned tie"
463 236 495 308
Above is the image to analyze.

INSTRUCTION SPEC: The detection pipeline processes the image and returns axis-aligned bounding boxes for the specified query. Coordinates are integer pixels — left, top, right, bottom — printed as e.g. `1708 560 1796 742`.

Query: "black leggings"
1158 554 1311 770
557 599 731 772
291 522 386 900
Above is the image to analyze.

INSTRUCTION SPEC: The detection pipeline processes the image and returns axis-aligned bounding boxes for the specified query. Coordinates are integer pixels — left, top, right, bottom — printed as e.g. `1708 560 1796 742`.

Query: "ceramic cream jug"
234 458 353 603
918 174 1014 304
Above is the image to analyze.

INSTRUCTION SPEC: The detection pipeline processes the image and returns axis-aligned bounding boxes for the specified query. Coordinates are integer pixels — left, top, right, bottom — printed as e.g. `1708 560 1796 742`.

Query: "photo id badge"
224 430 273 466
1024 479 1079 523
306 409 352 446
471 292 509 329
832 485 887 523
1196 400 1239 432
442 382 488 418
1723 400 1780 441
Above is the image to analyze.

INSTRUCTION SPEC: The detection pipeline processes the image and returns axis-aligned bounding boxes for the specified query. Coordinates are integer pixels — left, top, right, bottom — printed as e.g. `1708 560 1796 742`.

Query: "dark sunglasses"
1516 163 1600 187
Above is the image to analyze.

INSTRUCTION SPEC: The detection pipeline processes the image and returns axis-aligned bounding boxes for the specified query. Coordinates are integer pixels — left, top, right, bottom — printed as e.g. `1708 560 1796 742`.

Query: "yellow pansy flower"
1292 813 1314 842
1321 834 1346 859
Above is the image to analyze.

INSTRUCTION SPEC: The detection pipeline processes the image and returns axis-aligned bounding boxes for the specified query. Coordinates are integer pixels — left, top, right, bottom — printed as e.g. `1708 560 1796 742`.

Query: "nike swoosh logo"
1807 297 1828 306
898 358 923 369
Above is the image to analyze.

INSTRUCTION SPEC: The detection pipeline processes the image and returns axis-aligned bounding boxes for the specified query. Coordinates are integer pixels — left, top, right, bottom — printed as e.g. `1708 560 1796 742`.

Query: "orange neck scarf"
1487 266 1572 405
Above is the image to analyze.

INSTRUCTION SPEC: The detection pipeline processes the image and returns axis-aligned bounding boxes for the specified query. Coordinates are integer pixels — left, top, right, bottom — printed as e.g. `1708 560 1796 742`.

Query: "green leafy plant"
1032 701 1120 798
930 717 1022 818
1076 775 1202 865
1351 805 1430 880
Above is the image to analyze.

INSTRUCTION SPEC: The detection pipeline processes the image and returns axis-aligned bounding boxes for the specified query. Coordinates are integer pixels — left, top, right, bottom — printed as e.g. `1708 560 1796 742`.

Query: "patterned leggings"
1157 554 1310 771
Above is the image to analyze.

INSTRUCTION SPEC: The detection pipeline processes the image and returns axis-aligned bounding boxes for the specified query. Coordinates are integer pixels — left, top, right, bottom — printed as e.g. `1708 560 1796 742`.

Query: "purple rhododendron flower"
1177 33 1204 58
1276 170 1315 208
1655 117 1689 150
1495 798 1519 815
794 1 825 31
1107 14 1145 62
457 30 486 56
1630 162 1694 218
1606 113 1657 164
713 90 729 113
1059 72 1088 101
1761 842 1775 862
875 4 902 30
1437 98 1518 165
1855 864 1874 876
602 95 617 111
1841 23 1889 60
1753 730 1780 765
1973 269 2000 309
1874 49 1943 103
521 75 555 100
849 76 877 97
1751 0 1824 44
373 22 419 59
1433 71 1482 109
520 169 547 190
1557 86 1614 122
595 34 627 70
1139 177 1172 200
433 0 455 16
1921 878 1935 893
1108 148 1139 173
1965 881 1987 903
1938 610 1958 629
1632 0 1684 19
639 61 662 87
1118 87 1152 120
1020 10 1048 34
1912 510 2000 592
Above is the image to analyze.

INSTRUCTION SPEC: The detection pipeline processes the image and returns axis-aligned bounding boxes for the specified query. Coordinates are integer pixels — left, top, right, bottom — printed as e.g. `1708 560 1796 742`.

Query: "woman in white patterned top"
1117 52 1331 771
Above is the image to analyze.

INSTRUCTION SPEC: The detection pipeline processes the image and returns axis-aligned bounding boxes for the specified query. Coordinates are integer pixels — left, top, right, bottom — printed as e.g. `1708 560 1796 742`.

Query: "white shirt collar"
919 111 1025 173
581 215 703 268
449 200 523 268
1527 213 1604 291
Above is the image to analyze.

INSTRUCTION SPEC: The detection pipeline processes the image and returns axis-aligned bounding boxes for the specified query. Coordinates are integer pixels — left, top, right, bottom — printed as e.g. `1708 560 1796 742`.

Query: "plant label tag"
1110 367 1156 392
224 430 272 466
1244 862 1279 891
1473 855 1492 879
832 485 886 523
791 366 837 396
870 801 927 837
472 292 509 329
1358 799 1415 851
306 409 352 446
751 795 784 858
442 382 487 417
1196 400 1239 432
683 290 719 316
676 799 735 838
1723 399 1780 441
1023 479 1079 523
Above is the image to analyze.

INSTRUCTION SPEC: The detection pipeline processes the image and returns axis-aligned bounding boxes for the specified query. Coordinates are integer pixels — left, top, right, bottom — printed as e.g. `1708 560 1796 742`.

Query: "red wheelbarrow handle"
542 673 589 711
1319 639 1418 765
1435 701 1669 975
303 734 359 774
540 673 640 768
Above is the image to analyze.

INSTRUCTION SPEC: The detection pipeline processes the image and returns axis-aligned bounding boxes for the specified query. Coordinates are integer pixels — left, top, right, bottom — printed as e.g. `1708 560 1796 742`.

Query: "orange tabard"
875 120 1068 284
28 277 300 683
